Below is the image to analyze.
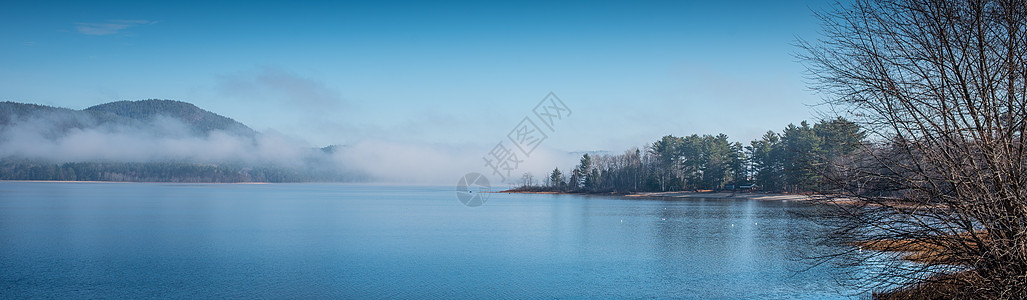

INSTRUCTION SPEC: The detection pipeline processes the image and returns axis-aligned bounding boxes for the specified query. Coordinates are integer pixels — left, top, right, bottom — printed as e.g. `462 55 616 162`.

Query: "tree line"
518 117 864 194
0 160 368 183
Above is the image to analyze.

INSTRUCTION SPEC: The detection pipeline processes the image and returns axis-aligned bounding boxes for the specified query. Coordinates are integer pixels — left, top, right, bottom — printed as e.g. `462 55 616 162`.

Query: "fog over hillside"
3 101 286 163
0 100 576 184
0 100 364 182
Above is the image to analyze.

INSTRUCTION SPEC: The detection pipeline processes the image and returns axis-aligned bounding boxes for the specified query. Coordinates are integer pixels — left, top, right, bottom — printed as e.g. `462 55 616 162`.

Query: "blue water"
0 182 867 299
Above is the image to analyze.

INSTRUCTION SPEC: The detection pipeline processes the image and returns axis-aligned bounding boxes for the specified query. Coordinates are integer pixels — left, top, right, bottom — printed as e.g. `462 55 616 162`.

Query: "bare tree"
800 0 1027 298
519 172 535 189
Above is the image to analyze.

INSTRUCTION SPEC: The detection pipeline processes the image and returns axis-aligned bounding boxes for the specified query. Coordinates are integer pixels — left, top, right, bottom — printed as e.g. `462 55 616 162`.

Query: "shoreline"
0 180 273 184
500 189 812 201
628 191 811 201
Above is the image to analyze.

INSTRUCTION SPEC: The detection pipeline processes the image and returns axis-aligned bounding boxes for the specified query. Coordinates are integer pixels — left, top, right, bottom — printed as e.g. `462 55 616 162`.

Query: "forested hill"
0 99 255 136
0 99 364 183
85 100 255 136
0 101 118 127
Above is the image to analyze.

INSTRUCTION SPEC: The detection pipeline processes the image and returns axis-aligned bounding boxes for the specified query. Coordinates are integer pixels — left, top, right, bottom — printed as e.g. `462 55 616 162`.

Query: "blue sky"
2 0 836 154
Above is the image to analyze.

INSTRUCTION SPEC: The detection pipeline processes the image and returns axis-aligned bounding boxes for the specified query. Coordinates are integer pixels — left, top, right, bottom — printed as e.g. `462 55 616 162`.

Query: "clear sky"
1 0 837 154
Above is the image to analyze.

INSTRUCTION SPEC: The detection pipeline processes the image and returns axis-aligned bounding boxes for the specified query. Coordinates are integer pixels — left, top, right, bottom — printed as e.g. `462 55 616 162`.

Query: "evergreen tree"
548 168 564 189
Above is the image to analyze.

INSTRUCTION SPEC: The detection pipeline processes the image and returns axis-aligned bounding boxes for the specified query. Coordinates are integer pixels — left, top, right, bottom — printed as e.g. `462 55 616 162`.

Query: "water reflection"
0 183 867 299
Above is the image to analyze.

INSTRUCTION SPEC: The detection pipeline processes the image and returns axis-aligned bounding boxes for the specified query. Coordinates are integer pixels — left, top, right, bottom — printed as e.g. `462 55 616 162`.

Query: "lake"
0 182 871 299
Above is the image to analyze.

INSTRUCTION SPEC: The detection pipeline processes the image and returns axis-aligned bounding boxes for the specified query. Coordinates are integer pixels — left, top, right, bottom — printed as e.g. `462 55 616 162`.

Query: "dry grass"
855 232 994 299
853 231 986 265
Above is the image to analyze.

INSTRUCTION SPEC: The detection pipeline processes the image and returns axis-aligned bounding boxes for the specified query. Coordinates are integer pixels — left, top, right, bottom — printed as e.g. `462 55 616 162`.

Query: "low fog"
0 107 578 185
1 111 315 166
335 139 580 186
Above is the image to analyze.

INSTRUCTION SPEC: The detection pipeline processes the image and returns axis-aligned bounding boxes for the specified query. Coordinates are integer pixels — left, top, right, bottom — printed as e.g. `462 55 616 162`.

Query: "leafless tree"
799 0 1027 298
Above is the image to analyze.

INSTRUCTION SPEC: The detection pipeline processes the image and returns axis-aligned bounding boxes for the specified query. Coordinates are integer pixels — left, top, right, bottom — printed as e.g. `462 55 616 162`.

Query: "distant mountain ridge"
85 100 255 136
0 99 366 183
0 99 255 136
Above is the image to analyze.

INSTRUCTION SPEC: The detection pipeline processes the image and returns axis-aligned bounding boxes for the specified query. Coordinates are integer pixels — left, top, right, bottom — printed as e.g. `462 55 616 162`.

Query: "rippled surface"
0 182 866 298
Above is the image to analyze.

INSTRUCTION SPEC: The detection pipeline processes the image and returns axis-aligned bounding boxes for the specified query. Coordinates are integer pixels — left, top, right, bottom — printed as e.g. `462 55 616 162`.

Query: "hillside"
1 101 118 127
0 99 363 182
85 100 255 136
1 99 255 136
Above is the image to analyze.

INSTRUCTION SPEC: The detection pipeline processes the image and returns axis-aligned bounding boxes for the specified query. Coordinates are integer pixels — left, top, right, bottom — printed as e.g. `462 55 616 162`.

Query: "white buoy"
731 224 734 227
